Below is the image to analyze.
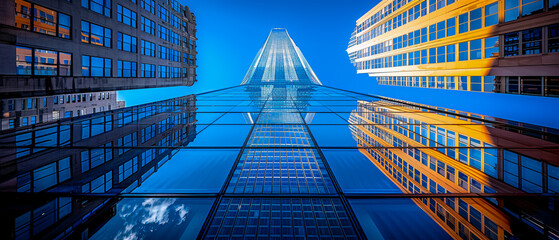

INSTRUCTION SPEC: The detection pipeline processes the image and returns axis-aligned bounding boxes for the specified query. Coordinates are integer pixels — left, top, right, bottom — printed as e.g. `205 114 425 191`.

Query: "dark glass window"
117 32 137 53
551 0 559 9
522 27 541 55
82 55 111 77
546 77 559 96
81 21 111 47
507 76 519 93
504 32 519 56
158 65 170 78
521 77 542 95
82 0 111 17
471 76 482 91
117 5 137 28
549 24 559 53
522 0 543 16
158 25 170 41
118 60 137 77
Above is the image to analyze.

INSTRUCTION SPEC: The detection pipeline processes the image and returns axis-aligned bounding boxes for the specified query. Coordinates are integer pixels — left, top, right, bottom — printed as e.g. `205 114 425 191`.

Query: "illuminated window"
469 39 482 60
469 8 482 31
458 42 468 61
446 44 455 62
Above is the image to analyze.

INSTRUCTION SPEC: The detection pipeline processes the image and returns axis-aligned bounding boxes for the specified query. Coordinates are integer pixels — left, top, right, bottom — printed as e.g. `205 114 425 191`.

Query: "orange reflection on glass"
15 0 31 30
33 4 57 36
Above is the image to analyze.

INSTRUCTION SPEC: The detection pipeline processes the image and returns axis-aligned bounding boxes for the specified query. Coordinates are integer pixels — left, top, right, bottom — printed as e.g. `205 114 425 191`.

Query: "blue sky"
119 0 559 128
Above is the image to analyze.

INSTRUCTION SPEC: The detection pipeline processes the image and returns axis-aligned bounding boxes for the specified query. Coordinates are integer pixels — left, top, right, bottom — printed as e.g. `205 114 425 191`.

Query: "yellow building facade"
347 0 559 97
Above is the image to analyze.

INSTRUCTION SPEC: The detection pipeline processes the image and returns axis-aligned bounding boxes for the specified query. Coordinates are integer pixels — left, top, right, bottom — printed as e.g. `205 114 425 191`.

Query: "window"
141 63 156 77
118 132 137 155
521 77 542 94
82 0 111 17
158 5 169 22
81 143 112 172
141 0 156 14
504 32 519 56
505 0 519 22
470 39 482 60
117 5 137 28
158 45 170 60
471 76 482 91
158 25 170 41
117 32 137 53
141 16 156 35
437 21 446 39
16 46 71 76
447 44 455 62
172 14 181 29
447 76 455 89
485 2 499 26
551 0 559 9
549 24 559 53
521 156 543 192
458 42 468 61
506 76 520 93
522 27 542 55
141 40 156 57
118 60 137 77
159 65 170 78
15 1 72 39
81 21 111 47
469 8 482 31
484 76 495 92
458 13 468 33
429 48 437 63
429 24 437 41
437 46 445 63
82 171 112 193
484 37 499 58
82 55 111 77
118 157 138 182
459 76 468 90
522 0 543 16
33 157 71 192
446 18 456 37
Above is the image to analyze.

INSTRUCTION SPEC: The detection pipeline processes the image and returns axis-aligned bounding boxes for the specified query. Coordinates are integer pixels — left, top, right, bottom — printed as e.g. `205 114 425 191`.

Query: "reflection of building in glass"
0 94 197 239
349 100 559 239
2 0 197 97
347 0 559 96
0 91 124 131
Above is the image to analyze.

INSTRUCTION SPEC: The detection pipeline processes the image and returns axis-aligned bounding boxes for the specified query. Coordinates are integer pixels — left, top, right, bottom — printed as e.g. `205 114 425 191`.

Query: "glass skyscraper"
0 29 558 239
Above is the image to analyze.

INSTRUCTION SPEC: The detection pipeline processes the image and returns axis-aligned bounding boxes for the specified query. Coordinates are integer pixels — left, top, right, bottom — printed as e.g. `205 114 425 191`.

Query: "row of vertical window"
504 25 559 56
352 2 498 61
15 0 71 39
377 76 495 92
355 36 499 70
505 76 559 96
504 0 559 22
355 1 430 45
360 106 559 194
356 0 417 34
